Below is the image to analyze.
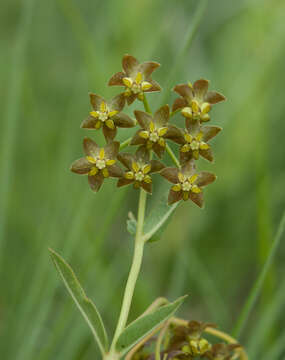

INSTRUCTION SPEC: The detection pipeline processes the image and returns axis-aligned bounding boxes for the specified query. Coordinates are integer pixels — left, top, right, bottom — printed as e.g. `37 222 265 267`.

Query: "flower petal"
189 191 203 208
88 173 104 192
204 91 226 104
105 141 120 158
108 71 125 86
135 145 150 162
172 97 188 112
126 93 137 105
160 168 179 184
185 120 200 134
122 54 139 76
134 110 151 129
168 189 183 205
150 160 165 173
165 125 184 144
152 143 165 158
131 130 146 146
89 93 104 110
81 116 97 129
83 137 99 157
196 171 216 187
200 148 214 162
181 160 196 177
117 153 134 170
108 93 125 112
193 79 209 99
180 150 193 164
202 125 222 142
102 124 117 141
113 113 135 128
70 157 92 174
154 105 169 127
117 178 134 187
139 61 160 78
108 164 123 178
173 84 193 100
141 181 152 194
146 79 161 92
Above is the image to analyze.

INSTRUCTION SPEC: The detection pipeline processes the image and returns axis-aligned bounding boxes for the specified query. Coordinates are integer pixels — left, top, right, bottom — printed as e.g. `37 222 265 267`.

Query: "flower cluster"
130 320 241 360
71 54 225 207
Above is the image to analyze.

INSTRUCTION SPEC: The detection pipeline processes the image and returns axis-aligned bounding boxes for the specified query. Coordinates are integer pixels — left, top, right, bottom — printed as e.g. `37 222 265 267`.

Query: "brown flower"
131 105 184 158
81 93 135 141
172 80 225 122
180 121 222 163
168 321 216 357
160 161 216 207
203 343 241 360
117 147 164 194
70 138 123 192
108 54 161 104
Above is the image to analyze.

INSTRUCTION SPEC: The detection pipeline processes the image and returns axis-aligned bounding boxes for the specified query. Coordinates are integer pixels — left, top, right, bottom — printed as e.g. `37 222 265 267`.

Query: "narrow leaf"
143 197 178 242
116 295 186 355
49 248 108 355
127 218 137 236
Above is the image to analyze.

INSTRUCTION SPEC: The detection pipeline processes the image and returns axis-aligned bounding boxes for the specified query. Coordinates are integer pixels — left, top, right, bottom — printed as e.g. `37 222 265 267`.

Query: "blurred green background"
1 0 285 359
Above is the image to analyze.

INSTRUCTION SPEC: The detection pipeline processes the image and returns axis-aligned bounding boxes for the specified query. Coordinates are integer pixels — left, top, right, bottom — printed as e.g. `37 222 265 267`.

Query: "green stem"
232 210 285 338
165 144 180 168
120 137 132 150
143 94 151 114
110 189 148 352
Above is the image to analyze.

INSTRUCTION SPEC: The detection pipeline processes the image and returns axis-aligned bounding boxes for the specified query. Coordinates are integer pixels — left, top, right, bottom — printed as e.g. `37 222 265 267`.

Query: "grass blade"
232 211 285 338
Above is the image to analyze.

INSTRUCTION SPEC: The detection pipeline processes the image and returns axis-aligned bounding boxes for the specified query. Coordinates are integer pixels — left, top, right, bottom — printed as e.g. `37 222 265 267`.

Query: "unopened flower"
161 161 216 207
180 121 222 163
172 80 225 122
168 321 215 357
204 343 241 360
108 54 161 104
81 93 135 140
70 138 123 192
117 147 164 194
131 105 184 158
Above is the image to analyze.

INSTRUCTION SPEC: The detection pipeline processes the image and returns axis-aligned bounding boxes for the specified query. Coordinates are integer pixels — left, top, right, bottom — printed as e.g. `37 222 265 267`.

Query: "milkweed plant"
49 55 248 360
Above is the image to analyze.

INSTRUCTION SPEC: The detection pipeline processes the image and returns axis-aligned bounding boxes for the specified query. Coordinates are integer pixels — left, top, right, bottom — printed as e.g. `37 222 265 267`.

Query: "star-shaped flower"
130 105 184 158
81 93 135 141
172 79 225 122
108 54 161 105
160 161 216 207
180 121 222 163
117 147 165 194
70 138 123 192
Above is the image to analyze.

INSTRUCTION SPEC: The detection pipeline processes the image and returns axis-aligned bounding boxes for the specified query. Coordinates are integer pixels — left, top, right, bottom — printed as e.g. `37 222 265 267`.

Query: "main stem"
111 189 147 352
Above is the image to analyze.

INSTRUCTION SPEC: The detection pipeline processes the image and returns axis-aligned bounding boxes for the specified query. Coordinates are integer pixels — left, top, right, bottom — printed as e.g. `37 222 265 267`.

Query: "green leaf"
143 197 179 242
49 248 108 355
127 218 137 236
115 295 187 355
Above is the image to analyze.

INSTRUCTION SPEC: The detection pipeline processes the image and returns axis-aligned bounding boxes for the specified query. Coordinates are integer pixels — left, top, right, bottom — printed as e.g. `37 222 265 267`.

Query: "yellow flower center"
96 159 106 169
123 72 152 98
124 162 152 183
90 101 118 128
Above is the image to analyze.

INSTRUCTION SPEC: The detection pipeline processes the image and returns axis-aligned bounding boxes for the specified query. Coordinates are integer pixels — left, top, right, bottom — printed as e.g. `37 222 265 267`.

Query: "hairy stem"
110 189 148 352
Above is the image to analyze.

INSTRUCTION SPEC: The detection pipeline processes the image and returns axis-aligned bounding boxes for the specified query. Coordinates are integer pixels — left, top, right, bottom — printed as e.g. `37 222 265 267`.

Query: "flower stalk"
110 188 148 352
